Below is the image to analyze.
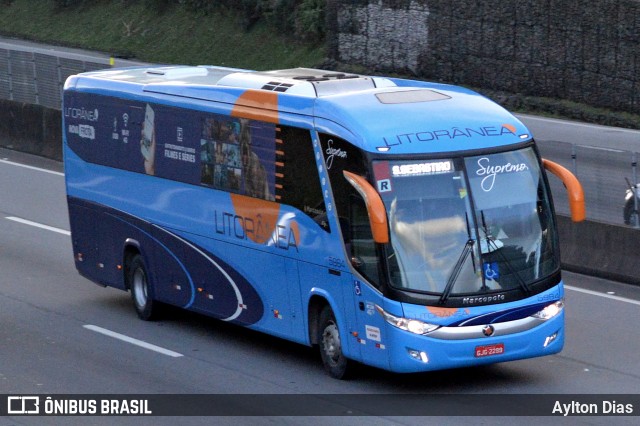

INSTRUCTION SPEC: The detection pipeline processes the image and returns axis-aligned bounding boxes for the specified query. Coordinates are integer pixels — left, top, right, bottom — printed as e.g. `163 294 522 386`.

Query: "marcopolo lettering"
462 294 506 305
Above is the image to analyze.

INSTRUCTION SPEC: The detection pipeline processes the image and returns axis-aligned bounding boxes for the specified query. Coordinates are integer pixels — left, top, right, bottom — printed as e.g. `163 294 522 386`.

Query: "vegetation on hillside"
0 0 325 69
0 0 638 128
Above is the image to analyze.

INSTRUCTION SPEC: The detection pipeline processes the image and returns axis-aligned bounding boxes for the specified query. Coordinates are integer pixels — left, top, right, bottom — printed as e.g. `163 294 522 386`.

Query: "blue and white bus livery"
63 65 584 378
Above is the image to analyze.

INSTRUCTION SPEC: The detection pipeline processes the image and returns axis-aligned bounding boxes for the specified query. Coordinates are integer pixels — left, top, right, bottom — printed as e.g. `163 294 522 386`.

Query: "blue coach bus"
63 65 584 378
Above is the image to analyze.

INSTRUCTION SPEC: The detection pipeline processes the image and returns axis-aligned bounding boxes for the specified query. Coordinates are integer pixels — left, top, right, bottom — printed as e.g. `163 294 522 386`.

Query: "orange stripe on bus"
230 193 281 244
231 90 279 124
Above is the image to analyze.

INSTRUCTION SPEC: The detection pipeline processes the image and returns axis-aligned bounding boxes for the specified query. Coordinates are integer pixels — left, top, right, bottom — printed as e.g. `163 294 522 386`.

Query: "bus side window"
348 194 382 287
318 132 383 288
278 126 330 232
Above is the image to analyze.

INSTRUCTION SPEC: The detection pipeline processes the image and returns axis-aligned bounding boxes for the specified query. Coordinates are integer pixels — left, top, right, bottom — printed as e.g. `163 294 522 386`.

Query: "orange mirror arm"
542 158 586 222
343 171 390 243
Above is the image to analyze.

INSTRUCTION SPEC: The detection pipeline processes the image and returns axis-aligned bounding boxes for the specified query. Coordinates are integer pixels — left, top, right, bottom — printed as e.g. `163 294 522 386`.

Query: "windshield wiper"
465 211 477 272
439 238 475 304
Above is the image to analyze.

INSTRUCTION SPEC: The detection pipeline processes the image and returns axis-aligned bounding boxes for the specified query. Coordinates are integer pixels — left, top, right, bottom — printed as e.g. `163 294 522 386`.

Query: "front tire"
318 306 350 379
127 254 159 321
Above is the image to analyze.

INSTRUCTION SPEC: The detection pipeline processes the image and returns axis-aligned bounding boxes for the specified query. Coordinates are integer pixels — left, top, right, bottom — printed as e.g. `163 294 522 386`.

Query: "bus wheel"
128 254 158 321
318 306 350 379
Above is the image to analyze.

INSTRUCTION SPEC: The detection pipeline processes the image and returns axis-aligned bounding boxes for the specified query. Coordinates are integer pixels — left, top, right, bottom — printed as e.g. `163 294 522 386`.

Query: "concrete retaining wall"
0 99 61 160
327 0 640 114
557 215 640 285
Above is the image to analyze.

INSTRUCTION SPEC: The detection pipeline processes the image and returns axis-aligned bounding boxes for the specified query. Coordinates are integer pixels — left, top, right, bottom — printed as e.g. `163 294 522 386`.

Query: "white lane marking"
83 325 184 358
0 158 64 176
5 216 70 236
565 285 640 306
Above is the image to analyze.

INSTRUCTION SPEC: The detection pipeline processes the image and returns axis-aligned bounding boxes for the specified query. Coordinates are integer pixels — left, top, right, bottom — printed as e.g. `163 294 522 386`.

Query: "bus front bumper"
384 311 564 374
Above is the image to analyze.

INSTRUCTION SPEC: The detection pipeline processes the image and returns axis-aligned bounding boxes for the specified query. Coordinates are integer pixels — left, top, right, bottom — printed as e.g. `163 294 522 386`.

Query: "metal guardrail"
540 142 640 228
0 37 145 110
0 47 108 110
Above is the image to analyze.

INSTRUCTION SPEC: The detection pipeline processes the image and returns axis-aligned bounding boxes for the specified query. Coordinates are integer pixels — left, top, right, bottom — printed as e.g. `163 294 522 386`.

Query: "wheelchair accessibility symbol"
483 262 500 281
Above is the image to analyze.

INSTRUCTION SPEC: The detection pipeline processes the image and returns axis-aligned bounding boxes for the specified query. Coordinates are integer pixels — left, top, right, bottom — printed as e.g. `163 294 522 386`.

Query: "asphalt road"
1 148 639 425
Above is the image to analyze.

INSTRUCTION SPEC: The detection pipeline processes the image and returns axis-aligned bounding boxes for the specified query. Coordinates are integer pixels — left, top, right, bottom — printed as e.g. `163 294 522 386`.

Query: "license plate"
475 343 505 358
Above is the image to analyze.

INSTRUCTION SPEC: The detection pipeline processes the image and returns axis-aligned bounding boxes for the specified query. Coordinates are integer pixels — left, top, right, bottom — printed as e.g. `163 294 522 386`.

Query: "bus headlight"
532 300 564 320
375 305 440 335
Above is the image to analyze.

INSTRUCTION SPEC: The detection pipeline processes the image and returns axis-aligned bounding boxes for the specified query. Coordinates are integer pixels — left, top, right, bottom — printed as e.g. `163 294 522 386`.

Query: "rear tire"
127 254 159 321
317 306 350 379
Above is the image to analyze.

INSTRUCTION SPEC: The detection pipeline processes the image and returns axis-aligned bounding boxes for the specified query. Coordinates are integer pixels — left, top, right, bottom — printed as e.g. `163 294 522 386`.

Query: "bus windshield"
375 147 558 299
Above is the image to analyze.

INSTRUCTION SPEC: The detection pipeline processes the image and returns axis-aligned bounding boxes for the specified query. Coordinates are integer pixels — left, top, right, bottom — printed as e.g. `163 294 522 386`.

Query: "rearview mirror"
542 158 586 222
343 171 390 243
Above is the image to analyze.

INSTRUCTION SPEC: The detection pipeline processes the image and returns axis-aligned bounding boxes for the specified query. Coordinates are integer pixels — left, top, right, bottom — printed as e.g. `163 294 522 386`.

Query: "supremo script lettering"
476 157 528 192
324 139 347 170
